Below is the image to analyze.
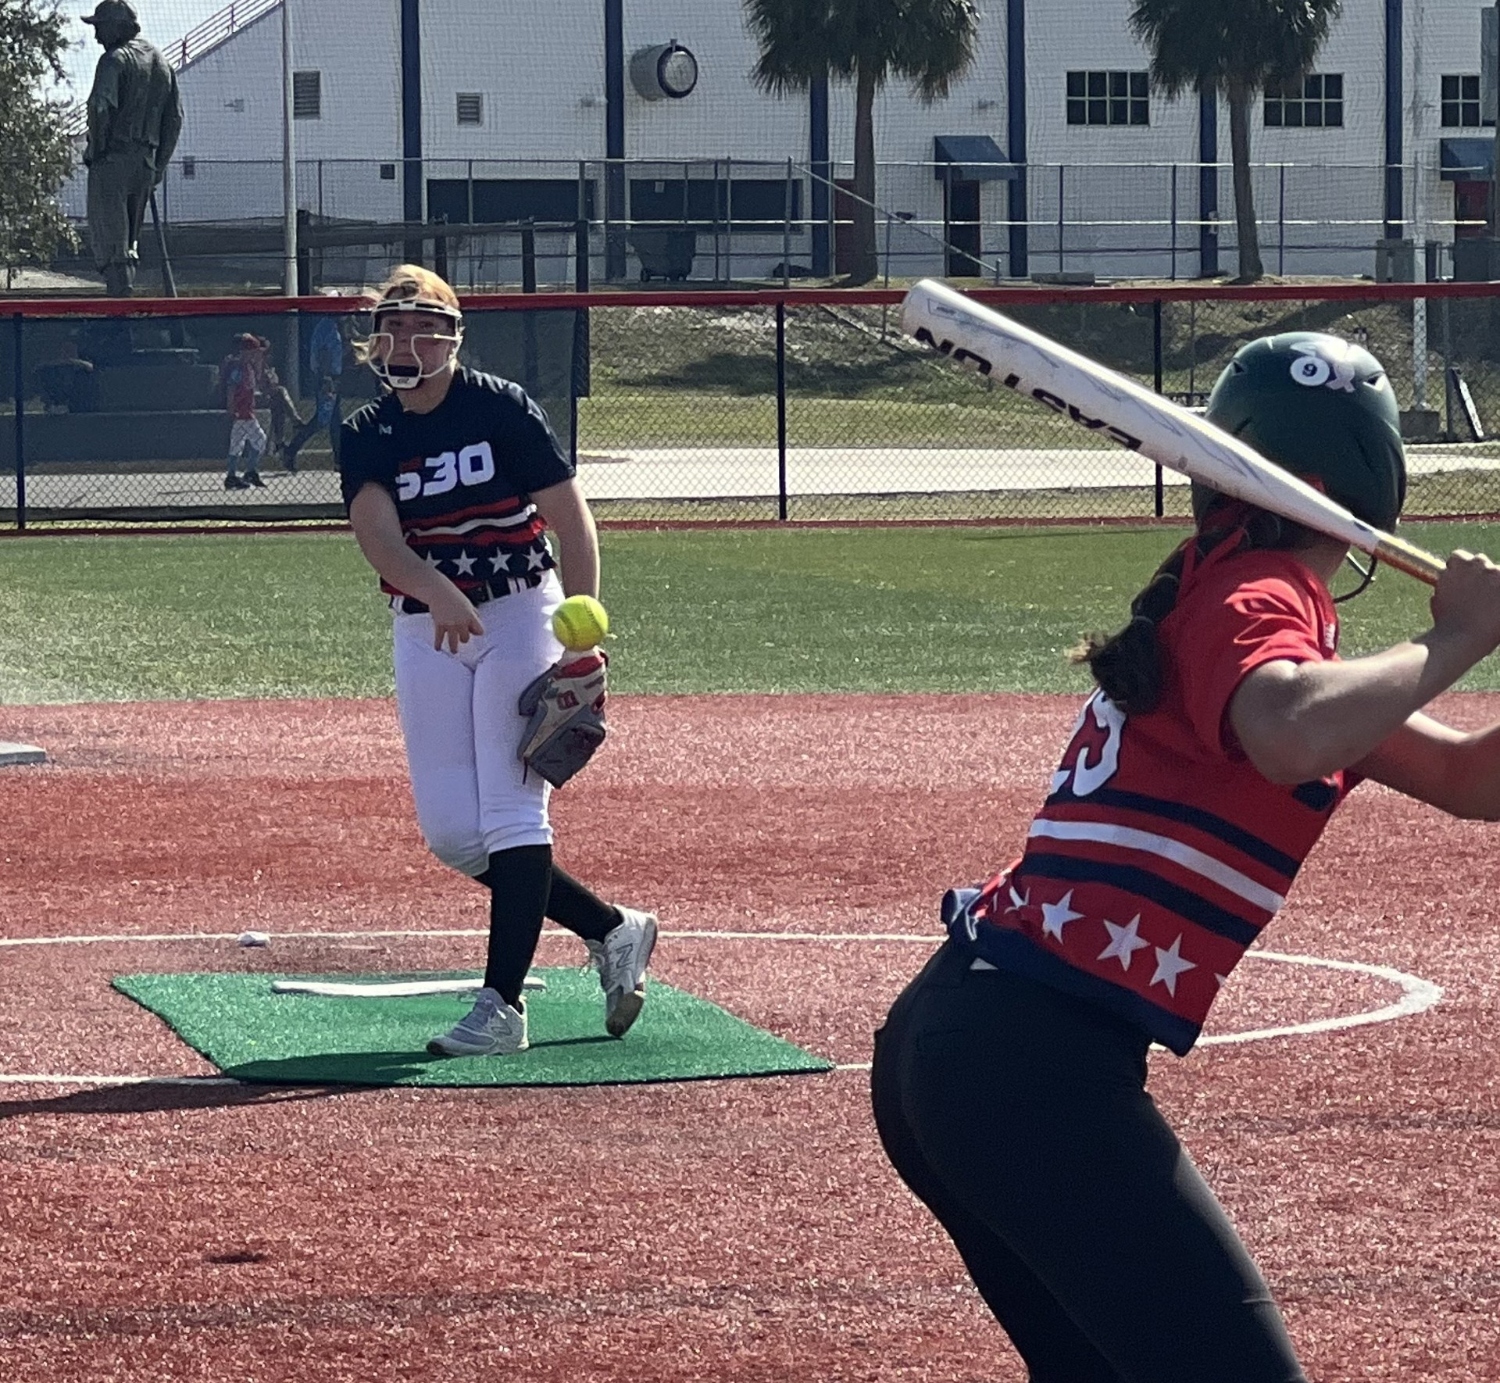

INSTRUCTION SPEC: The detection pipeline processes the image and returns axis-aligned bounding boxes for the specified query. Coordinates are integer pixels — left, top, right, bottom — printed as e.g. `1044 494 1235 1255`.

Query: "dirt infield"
3 695 1499 1382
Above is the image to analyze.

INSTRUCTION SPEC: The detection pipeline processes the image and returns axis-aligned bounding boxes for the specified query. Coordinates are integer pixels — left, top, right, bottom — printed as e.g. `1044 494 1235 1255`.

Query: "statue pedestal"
1 410 229 466
87 349 217 413
14 326 228 465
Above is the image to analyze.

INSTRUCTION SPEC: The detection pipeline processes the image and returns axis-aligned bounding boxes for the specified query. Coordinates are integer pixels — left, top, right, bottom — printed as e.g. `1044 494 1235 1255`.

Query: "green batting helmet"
1199 332 1407 532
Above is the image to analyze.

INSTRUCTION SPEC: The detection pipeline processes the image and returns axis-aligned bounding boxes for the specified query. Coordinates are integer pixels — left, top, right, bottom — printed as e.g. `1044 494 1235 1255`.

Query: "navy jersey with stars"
338 367 573 609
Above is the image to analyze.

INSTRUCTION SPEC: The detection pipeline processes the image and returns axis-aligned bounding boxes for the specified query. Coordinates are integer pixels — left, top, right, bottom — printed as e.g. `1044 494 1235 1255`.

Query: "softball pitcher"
339 265 656 1058
871 333 1500 1382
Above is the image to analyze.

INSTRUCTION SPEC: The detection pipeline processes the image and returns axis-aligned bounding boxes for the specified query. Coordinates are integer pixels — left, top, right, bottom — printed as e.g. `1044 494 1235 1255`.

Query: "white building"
64 0 1498 282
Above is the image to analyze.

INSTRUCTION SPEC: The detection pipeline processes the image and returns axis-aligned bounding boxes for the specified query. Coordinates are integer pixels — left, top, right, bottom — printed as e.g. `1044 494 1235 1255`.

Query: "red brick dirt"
2 694 1499 1383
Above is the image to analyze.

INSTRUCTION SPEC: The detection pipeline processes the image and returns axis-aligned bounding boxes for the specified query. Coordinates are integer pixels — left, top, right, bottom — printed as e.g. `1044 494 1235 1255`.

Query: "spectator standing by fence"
217 332 269 490
277 306 350 471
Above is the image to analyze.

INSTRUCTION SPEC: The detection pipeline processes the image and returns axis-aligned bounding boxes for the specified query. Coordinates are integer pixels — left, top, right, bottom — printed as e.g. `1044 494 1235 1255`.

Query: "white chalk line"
0 929 1443 1086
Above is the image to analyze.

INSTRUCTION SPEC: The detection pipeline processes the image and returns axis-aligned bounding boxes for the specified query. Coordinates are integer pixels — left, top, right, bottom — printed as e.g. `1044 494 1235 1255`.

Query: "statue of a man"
82 0 183 297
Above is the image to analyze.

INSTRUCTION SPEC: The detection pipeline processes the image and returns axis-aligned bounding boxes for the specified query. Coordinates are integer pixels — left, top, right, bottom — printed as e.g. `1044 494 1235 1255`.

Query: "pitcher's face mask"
368 302 463 390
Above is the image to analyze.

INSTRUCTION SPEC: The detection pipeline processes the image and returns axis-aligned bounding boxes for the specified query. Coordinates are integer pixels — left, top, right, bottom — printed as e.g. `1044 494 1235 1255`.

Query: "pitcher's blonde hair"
354 264 463 366
363 264 462 316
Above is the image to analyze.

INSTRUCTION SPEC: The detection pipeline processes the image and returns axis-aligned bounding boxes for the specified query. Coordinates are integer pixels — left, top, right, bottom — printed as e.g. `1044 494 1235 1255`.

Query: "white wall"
1021 0 1197 277
616 0 811 277
622 0 805 161
420 0 606 164
169 0 402 221
57 0 1493 281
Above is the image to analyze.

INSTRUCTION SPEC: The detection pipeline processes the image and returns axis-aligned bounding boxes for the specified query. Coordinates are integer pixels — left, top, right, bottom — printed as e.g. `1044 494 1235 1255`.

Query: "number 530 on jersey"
396 441 497 501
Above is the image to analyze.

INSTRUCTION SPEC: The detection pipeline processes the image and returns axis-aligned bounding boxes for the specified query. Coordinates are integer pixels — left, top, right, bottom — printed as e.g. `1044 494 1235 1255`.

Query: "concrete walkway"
1 443 1495 515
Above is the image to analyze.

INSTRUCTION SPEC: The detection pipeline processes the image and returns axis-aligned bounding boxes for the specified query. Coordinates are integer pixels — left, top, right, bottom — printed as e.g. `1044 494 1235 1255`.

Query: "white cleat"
585 908 658 1038
425 988 528 1057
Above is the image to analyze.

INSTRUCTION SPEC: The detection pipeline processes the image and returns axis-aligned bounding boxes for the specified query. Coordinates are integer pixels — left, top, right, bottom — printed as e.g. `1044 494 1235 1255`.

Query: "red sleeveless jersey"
958 532 1358 1054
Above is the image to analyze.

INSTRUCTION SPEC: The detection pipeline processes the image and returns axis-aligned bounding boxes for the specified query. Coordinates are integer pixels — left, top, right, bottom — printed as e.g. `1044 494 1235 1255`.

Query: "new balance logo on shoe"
584 909 658 1038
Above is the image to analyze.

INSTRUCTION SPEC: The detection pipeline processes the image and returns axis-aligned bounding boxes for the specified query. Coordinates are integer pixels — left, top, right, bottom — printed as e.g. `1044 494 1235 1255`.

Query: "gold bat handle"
1373 534 1447 586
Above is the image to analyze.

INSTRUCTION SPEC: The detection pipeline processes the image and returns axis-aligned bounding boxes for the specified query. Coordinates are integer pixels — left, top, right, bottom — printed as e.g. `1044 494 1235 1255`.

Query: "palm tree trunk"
1226 80 1264 283
848 61 879 285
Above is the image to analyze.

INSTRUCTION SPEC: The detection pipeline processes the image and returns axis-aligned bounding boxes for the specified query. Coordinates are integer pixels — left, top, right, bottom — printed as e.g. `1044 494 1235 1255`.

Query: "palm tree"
1129 0 1342 282
744 0 980 285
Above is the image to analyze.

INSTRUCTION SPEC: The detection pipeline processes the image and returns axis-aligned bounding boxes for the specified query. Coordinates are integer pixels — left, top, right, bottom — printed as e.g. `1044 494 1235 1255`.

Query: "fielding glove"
517 651 608 788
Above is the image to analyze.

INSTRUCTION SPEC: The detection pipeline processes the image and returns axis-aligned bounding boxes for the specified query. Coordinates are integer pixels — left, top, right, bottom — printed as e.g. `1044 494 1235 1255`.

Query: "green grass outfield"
1 522 1498 704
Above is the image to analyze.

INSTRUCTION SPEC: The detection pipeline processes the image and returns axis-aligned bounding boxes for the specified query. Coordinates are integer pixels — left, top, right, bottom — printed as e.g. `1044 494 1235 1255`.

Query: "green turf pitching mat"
112 969 833 1087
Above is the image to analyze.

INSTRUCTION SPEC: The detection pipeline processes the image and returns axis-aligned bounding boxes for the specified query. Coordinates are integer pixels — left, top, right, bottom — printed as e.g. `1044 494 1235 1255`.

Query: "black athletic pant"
870 941 1307 1383
478 846 618 1006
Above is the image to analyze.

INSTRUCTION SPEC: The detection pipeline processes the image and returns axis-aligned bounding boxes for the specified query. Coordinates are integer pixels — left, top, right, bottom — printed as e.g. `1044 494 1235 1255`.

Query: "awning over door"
933 134 1015 181
1440 137 1496 181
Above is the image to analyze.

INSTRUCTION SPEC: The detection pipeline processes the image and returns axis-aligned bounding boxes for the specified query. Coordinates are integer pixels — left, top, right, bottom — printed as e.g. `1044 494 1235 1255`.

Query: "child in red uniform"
219 332 269 490
871 332 1500 1383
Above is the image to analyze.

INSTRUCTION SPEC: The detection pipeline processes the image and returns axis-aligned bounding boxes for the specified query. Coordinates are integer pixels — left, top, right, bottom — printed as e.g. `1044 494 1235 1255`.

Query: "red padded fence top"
1 279 1497 317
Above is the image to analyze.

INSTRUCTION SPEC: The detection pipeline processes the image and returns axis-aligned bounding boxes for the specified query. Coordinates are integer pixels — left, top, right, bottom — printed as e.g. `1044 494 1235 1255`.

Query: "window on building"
181 156 196 179
1066 71 1149 126
292 70 321 120
1441 75 1484 127
379 164 397 180
1264 73 1343 128
456 92 484 126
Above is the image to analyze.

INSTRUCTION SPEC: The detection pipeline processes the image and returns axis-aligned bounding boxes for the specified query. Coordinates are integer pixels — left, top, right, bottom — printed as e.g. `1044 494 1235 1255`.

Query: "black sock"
481 845 552 1006
546 865 620 944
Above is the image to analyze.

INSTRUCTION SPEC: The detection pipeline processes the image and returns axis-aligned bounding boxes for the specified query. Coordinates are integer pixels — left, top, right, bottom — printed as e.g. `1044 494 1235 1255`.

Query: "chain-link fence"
3 282 1497 529
47 155 1492 293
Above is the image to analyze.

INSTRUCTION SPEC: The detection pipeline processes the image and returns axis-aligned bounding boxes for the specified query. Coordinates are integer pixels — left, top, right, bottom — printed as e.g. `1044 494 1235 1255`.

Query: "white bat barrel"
900 279 1444 585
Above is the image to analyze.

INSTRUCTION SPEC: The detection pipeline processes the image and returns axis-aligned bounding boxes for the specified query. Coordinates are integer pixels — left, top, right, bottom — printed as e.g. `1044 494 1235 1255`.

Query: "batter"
872 332 1500 1382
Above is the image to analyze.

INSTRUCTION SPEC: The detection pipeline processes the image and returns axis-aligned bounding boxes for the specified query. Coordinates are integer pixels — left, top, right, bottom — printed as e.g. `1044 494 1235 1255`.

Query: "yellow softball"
552 594 610 651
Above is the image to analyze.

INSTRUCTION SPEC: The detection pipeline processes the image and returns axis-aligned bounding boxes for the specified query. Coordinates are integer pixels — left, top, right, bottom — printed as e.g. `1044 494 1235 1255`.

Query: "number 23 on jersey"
1050 690 1126 797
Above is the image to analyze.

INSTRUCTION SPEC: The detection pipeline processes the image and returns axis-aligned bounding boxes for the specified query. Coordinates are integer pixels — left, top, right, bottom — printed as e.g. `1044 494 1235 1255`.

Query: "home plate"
270 974 547 998
0 742 46 767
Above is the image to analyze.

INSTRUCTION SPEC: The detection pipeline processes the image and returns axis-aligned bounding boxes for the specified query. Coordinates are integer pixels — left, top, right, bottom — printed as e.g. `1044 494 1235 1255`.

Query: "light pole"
1492 4 1500 239
281 0 300 399
282 0 298 296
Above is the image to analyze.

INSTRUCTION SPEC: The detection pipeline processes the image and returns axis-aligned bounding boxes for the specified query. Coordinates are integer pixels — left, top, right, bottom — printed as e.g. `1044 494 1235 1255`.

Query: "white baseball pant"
227 417 268 472
392 571 566 877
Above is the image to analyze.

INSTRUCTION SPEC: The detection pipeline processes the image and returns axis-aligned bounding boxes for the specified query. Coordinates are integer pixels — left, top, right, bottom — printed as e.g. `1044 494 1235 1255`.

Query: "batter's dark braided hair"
1073 499 1309 715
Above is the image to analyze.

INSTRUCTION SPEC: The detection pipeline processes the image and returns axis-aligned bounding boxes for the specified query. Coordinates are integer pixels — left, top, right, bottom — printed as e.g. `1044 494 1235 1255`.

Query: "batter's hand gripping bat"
899 279 1445 585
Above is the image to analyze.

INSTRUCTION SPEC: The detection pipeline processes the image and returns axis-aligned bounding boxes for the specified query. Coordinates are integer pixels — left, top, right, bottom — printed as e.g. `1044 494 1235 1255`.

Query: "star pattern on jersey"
525 548 548 571
453 551 477 576
1039 889 1084 943
1149 935 1197 996
1097 915 1150 971
423 551 445 571
998 884 1211 1001
489 551 512 575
